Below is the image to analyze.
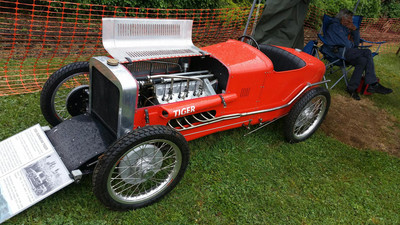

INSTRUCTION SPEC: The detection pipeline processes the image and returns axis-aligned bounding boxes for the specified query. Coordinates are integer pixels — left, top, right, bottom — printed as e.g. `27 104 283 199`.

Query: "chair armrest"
360 38 386 44
319 45 346 60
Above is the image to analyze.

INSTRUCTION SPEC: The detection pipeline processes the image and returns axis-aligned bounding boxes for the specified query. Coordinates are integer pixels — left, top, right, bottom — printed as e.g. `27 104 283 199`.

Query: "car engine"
123 58 220 108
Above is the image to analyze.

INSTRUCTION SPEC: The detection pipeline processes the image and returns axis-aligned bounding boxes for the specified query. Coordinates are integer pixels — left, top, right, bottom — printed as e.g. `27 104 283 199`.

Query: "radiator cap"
107 58 119 66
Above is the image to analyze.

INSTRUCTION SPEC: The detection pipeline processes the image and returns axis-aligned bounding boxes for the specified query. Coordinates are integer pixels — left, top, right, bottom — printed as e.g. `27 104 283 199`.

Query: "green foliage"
357 0 381 18
309 0 400 18
381 0 400 17
223 0 254 7
310 0 381 17
50 0 228 9
43 0 400 18
47 0 253 9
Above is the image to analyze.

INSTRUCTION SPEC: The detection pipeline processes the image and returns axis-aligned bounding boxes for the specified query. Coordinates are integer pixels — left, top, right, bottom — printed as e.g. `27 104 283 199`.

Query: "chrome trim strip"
159 74 214 83
183 120 249 137
175 118 185 129
89 56 138 138
170 81 329 131
242 80 329 116
183 116 193 126
150 75 203 83
151 70 210 78
243 117 281 136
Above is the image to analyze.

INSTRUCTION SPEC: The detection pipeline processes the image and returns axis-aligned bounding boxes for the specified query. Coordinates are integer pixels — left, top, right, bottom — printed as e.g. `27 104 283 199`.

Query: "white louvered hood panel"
102 18 209 62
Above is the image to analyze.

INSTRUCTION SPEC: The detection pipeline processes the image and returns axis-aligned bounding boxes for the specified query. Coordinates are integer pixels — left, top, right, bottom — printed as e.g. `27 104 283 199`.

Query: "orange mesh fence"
304 5 400 47
0 0 261 96
0 1 399 96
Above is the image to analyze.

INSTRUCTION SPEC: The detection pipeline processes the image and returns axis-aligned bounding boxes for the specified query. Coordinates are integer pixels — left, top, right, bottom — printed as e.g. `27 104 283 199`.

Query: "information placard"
0 125 73 224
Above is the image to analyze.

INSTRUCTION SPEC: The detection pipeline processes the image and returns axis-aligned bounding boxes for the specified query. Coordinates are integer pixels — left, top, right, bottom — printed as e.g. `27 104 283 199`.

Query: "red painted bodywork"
133 40 326 141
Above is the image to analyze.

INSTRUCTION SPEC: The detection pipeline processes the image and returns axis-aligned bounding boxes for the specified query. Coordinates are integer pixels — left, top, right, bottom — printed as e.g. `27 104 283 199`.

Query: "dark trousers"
344 48 378 91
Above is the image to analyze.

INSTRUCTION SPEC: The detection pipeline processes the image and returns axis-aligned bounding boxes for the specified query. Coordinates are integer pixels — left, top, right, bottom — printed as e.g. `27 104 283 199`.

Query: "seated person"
324 9 392 100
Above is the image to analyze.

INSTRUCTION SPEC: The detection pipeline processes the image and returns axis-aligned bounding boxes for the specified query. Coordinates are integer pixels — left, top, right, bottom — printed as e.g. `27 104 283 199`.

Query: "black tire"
40 61 90 126
284 87 330 143
92 125 190 211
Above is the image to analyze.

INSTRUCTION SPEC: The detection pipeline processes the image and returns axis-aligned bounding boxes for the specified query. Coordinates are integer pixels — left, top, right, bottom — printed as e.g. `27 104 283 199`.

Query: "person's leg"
360 49 378 85
344 48 368 92
346 49 392 94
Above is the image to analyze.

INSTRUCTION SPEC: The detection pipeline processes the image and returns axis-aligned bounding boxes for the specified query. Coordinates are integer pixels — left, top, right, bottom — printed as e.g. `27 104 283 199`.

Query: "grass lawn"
0 54 399 224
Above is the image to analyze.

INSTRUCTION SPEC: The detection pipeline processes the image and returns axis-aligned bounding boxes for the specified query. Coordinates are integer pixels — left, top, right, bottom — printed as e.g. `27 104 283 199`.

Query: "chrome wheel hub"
119 144 163 185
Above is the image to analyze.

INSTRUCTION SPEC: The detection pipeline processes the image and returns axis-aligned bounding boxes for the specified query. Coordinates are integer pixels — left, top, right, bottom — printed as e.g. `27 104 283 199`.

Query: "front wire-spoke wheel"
92 126 189 210
109 139 181 204
284 87 330 143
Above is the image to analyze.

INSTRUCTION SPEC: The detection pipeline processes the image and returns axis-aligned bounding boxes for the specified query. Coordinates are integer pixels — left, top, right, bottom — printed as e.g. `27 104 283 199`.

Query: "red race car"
40 18 330 210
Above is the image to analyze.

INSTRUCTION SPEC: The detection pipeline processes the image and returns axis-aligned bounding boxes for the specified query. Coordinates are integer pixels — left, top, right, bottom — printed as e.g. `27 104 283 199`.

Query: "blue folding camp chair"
318 14 386 89
303 40 319 56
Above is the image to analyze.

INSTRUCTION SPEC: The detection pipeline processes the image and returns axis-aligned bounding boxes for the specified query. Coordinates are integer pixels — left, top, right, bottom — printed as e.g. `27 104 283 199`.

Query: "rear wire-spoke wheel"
40 62 90 126
284 87 330 143
92 126 189 210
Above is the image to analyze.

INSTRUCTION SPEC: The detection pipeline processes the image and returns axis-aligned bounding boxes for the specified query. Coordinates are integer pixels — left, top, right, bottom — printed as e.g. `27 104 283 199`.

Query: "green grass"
1 54 400 224
371 54 400 120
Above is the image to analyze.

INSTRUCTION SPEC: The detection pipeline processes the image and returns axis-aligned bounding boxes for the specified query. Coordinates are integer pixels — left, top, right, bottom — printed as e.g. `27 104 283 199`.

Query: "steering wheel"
238 35 260 50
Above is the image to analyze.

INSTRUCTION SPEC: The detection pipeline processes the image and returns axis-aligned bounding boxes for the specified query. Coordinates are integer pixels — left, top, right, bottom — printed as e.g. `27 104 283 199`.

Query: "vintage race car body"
130 40 325 141
45 17 328 173
40 18 329 210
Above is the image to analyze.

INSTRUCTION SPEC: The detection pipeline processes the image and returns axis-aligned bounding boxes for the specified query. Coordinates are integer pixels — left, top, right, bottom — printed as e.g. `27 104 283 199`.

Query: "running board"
46 114 115 172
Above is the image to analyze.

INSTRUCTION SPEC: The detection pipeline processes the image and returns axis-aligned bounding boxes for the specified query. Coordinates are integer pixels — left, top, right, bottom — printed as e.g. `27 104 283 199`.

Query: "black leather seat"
259 45 305 72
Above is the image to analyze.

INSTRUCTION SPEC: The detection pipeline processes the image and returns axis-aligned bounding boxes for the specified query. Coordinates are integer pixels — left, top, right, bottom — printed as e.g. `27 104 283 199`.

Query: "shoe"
367 83 393 94
346 88 361 100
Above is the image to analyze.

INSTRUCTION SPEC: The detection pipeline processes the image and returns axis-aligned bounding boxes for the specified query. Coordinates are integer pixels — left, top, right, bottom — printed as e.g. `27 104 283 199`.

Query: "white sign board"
0 124 73 224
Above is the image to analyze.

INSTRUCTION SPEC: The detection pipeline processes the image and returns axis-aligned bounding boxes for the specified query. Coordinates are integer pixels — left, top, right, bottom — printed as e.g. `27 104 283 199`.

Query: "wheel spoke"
116 181 140 196
158 163 176 172
112 166 136 181
111 153 176 187
126 183 142 198
51 72 89 121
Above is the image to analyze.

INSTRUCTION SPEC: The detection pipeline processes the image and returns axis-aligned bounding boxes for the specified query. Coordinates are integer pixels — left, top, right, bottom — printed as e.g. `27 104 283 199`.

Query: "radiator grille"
91 68 120 136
